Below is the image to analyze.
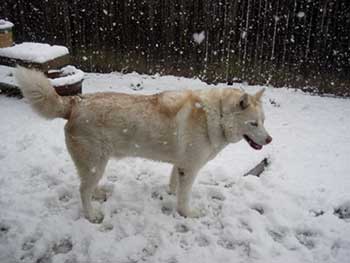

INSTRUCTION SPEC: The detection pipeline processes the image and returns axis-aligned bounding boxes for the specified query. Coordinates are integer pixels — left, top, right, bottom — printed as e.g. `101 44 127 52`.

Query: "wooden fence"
1 0 349 95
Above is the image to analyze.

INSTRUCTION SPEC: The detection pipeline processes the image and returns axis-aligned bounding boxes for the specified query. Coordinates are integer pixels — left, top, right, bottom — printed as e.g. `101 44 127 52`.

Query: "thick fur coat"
15 67 272 222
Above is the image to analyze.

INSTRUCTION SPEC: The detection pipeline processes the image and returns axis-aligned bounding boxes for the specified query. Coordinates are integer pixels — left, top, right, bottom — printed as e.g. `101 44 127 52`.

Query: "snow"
0 42 69 63
193 31 205 45
1 70 350 263
0 19 14 30
49 66 84 87
0 65 16 86
297 12 305 18
0 65 83 88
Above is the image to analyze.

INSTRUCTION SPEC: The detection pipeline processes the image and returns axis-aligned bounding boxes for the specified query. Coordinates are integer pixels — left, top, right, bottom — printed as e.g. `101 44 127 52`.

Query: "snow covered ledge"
0 65 84 97
0 19 14 30
0 42 68 63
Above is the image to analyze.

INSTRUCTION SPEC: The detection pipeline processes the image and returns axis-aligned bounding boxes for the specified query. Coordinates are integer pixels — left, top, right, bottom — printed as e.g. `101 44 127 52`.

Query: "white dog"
15 67 272 223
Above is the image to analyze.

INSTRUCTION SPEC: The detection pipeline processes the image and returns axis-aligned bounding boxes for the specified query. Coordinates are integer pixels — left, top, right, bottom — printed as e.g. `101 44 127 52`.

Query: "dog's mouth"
243 135 263 150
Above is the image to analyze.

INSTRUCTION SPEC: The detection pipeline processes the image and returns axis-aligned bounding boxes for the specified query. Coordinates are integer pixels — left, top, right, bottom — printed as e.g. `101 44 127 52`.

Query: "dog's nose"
265 136 272 144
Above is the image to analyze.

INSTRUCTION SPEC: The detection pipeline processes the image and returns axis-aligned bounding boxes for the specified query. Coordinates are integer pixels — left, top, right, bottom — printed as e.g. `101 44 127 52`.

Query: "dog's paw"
86 209 104 224
177 208 204 218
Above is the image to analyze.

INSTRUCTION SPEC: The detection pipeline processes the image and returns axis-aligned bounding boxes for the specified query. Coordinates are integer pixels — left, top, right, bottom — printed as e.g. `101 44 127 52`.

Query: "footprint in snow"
56 186 73 203
175 224 189 233
22 233 41 251
99 222 114 232
58 191 73 203
217 238 251 255
334 201 350 221
21 236 73 263
0 222 10 238
268 228 286 243
209 190 225 201
52 238 73 255
295 229 318 249
166 256 178 263
161 203 173 216
151 191 164 201
250 204 265 215
106 174 118 182
310 210 325 217
34 238 73 263
195 234 210 247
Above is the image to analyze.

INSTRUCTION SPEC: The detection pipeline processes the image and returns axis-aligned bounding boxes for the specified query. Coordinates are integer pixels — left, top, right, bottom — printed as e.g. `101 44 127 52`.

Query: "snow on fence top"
49 65 84 86
0 42 69 63
0 20 14 30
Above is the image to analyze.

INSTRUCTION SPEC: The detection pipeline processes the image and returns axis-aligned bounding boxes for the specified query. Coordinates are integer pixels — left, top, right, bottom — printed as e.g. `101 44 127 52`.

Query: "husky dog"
15 67 272 223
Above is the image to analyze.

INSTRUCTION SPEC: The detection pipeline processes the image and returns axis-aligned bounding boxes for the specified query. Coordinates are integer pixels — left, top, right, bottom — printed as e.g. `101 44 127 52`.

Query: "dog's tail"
15 66 72 120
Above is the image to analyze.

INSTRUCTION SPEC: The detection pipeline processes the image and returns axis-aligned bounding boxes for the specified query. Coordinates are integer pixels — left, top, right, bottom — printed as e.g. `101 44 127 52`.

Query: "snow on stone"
49 65 84 87
193 31 205 44
0 42 69 63
0 71 350 263
0 19 14 30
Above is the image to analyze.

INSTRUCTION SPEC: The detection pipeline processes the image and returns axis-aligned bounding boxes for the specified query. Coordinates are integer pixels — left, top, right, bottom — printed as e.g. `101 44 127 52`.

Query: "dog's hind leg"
66 136 109 223
78 159 108 223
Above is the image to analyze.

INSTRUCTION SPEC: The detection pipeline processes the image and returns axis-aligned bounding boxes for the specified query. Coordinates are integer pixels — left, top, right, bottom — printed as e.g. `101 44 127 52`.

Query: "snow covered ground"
0 71 350 263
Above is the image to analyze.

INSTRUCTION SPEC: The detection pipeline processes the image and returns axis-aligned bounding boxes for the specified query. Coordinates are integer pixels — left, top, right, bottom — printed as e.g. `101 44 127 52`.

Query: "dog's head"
221 88 272 150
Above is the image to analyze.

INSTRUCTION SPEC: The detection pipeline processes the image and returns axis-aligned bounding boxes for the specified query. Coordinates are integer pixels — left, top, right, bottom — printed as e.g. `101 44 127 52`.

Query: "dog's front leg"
176 166 202 218
168 165 179 195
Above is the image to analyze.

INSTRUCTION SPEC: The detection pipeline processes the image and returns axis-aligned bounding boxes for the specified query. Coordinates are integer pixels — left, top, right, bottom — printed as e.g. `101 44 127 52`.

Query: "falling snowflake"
297 11 305 18
193 31 205 44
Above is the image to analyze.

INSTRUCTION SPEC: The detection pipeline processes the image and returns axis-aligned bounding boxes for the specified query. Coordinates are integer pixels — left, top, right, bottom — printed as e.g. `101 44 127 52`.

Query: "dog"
15 67 272 223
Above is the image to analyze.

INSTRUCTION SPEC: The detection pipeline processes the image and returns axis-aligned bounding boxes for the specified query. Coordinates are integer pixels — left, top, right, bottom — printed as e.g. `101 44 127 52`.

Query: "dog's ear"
239 93 249 110
254 88 265 101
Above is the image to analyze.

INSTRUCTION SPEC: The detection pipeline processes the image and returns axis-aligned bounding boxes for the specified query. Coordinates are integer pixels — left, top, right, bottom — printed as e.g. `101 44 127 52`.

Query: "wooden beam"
0 54 70 72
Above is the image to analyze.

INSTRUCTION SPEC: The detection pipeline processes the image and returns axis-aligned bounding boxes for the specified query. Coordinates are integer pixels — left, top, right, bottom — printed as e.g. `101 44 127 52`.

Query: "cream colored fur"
15 66 272 223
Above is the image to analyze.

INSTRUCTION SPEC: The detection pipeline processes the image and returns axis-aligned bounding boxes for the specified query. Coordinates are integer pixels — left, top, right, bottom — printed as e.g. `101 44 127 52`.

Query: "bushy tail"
15 66 72 119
